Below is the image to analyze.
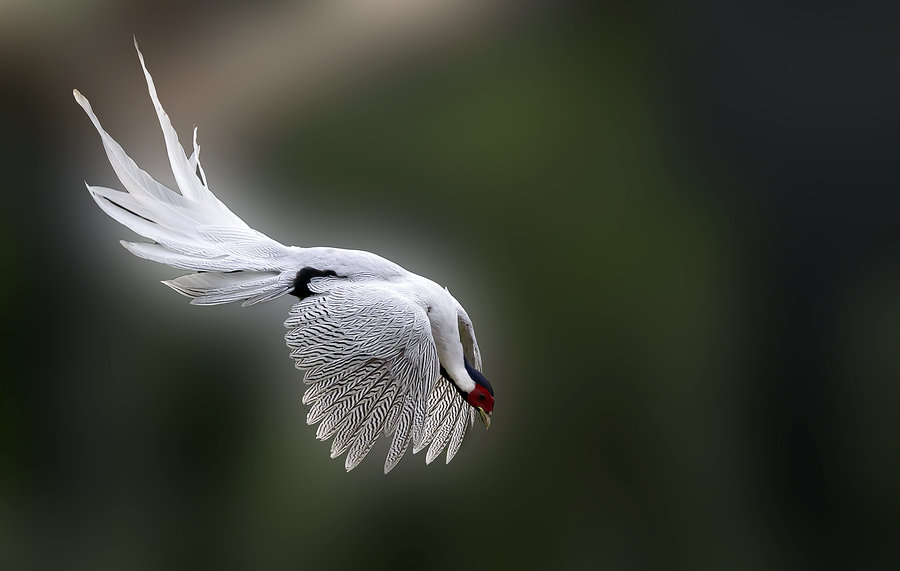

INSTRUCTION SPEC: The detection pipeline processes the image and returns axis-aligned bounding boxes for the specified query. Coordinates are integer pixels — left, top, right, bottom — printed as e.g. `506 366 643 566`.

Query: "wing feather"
412 374 476 466
457 307 483 370
284 279 448 472
445 404 471 463
344 382 397 470
384 395 416 473
426 405 456 465
415 379 453 454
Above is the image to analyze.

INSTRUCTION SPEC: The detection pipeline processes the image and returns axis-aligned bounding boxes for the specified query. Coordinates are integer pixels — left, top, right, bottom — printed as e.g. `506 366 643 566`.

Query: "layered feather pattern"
285 278 475 472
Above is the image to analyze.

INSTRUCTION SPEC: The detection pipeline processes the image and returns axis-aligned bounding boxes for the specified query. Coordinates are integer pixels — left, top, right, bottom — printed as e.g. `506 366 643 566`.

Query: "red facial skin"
466 384 494 413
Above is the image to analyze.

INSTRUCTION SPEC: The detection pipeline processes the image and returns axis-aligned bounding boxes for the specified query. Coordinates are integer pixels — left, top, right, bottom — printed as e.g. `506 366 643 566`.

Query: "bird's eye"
478 393 485 402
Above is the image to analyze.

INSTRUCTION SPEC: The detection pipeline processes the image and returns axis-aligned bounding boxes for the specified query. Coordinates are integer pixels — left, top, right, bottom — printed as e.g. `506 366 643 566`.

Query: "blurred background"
2 0 899 569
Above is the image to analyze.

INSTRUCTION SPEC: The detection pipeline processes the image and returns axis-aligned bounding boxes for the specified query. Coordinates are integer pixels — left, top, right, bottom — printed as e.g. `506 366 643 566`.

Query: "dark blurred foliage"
1 1 899 569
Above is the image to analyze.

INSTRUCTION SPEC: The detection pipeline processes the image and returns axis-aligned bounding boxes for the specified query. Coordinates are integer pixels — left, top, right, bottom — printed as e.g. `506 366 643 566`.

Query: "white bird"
73 41 494 473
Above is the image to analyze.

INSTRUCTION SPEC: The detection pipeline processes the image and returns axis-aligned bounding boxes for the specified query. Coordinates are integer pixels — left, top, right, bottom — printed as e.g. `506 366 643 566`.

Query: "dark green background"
2 1 899 569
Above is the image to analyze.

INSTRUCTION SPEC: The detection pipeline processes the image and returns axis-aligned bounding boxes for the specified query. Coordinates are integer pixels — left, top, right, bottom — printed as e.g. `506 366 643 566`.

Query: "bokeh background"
2 1 899 569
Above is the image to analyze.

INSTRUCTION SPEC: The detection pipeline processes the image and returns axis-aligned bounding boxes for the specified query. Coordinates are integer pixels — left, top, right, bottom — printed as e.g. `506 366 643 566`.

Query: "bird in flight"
74 41 494 473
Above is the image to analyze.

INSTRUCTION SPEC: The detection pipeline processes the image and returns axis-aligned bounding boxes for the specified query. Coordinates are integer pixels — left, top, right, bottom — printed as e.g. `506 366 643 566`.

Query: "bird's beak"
477 407 492 430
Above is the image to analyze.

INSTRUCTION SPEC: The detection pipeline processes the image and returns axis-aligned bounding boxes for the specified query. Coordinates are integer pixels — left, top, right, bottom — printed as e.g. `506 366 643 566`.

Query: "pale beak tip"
478 407 492 430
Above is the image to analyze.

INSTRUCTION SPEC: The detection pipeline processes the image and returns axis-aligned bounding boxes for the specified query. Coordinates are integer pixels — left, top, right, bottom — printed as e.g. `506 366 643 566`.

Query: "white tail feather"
75 41 299 306
163 271 296 307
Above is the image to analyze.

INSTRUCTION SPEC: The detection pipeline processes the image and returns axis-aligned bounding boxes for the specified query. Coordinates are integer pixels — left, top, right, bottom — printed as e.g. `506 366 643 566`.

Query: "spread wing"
284 277 475 473
412 371 477 465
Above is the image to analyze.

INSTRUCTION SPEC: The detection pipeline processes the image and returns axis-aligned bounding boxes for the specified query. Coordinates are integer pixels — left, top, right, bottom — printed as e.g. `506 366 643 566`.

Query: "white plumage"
74 41 493 473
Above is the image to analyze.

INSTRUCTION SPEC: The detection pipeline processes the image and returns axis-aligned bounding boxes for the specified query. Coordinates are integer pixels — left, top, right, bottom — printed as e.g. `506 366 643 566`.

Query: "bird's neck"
444 360 475 394
431 313 474 393
414 277 475 393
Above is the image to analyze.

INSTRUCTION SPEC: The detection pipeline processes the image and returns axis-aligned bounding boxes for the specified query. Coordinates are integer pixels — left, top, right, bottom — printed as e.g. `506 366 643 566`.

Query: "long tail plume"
75 40 298 306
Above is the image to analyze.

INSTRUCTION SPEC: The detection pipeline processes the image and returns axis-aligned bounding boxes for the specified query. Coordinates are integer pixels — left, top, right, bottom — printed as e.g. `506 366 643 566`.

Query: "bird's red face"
466 384 494 413
467 384 494 429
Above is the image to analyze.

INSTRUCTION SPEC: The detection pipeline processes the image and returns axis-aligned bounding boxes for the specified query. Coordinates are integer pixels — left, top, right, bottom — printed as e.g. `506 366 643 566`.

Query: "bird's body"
75 42 494 473
285 247 477 393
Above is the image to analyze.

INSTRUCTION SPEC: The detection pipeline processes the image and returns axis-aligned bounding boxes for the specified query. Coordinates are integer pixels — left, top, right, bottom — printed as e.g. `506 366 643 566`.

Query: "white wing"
457 307 483 370
413 372 477 466
285 277 475 472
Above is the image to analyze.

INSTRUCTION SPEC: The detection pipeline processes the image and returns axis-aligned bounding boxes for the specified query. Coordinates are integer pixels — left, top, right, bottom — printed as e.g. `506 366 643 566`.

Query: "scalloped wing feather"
284 280 448 472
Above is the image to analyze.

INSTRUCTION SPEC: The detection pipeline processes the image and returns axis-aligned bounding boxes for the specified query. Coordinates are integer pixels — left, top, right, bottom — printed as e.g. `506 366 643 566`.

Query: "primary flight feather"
74 41 494 473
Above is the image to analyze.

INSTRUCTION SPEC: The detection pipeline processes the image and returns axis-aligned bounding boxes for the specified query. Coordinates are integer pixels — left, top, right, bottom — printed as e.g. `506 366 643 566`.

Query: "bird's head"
464 360 494 429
